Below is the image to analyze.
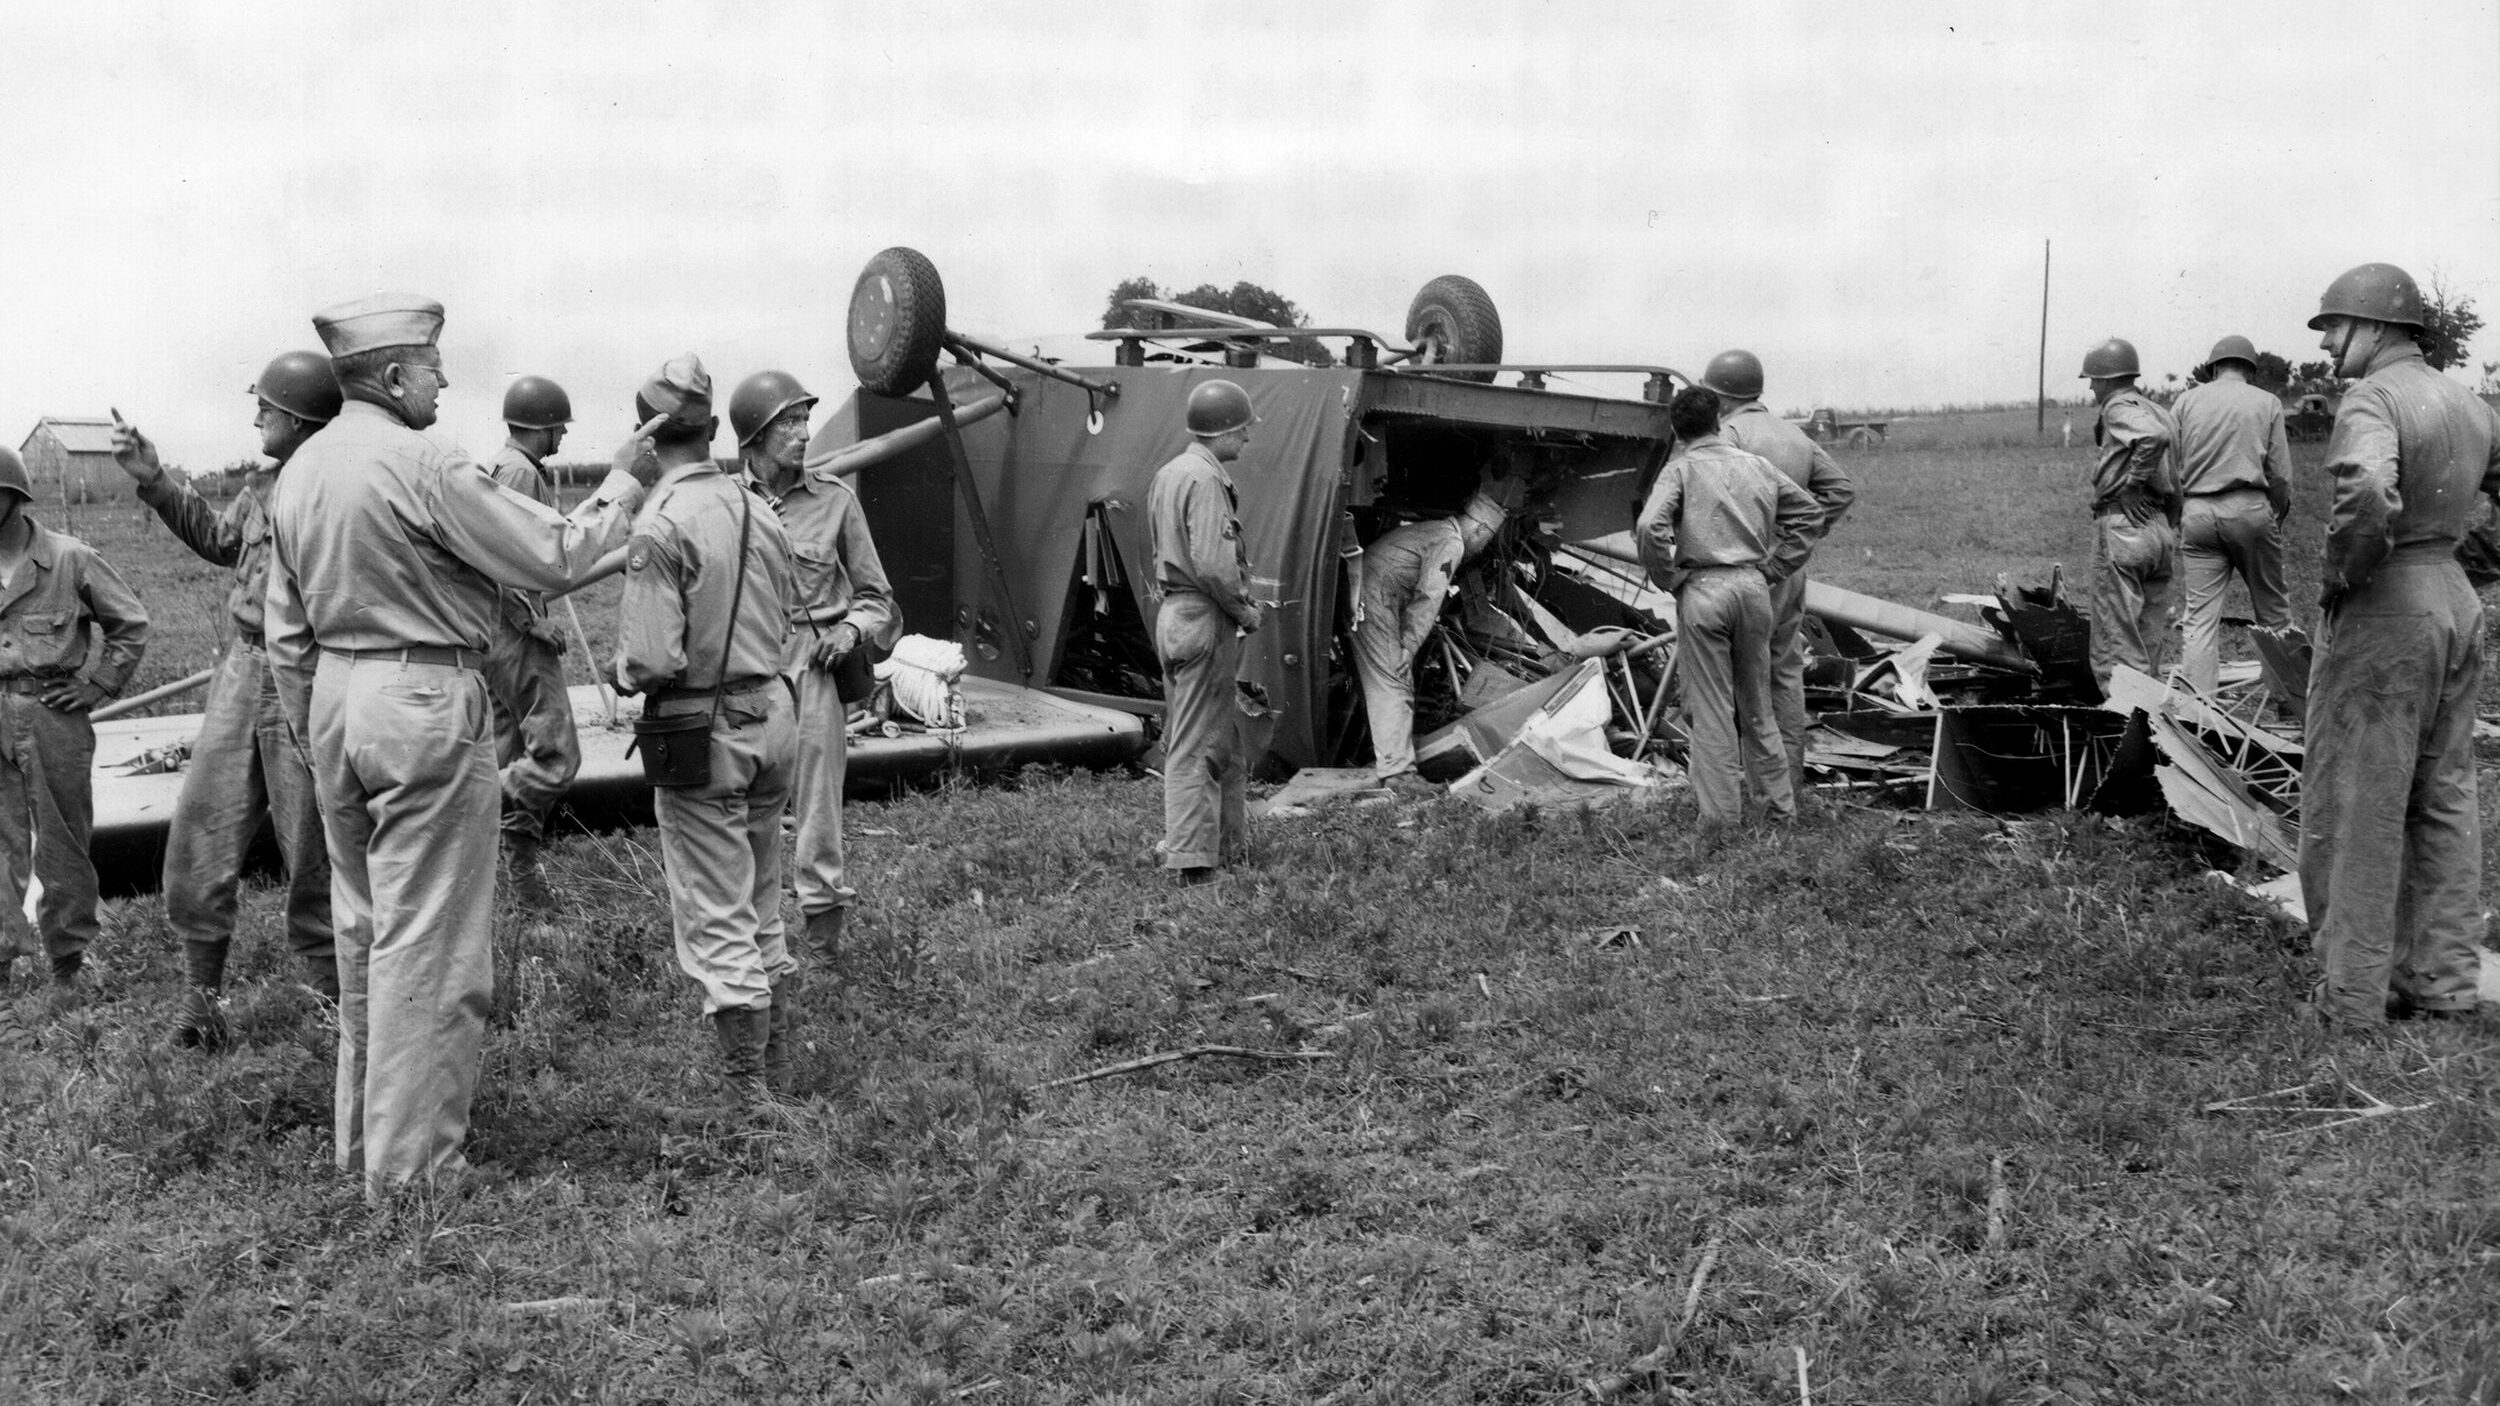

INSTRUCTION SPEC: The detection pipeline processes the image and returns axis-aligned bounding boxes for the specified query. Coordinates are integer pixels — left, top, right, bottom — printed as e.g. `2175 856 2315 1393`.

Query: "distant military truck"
1791 407 1888 449
2286 393 2335 443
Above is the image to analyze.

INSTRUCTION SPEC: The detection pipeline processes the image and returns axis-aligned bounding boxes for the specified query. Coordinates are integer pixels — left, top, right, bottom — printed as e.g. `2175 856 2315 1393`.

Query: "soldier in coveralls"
484 374 582 912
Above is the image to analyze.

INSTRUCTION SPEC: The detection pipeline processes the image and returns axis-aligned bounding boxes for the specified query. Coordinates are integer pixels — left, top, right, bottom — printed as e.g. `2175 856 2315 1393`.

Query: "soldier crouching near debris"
2299 262 2500 1027
1635 387 1815 844
1148 379 1264 883
611 356 804 1118
111 357 340 1049
0 444 147 1036
736 370 899 975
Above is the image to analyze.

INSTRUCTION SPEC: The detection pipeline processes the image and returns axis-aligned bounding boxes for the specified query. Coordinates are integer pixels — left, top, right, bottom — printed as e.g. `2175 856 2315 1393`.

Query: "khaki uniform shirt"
2171 378 2292 505
2090 390 2182 514
1361 518 1466 651
2321 342 2500 597
0 520 148 691
489 442 564 644
1719 402 1856 544
137 469 275 635
1635 435 1819 586
616 464 796 697
265 401 644 714
754 464 900 676
1146 442 1259 628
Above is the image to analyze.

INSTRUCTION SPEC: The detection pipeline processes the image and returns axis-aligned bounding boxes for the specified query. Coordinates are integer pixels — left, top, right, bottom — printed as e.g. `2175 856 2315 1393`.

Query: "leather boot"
803 906 850 972
763 978 797 1094
663 1006 772 1127
170 985 229 1051
505 832 557 914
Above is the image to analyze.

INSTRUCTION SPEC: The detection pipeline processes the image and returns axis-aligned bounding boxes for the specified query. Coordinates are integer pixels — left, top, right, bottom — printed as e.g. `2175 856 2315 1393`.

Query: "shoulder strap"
707 485 755 729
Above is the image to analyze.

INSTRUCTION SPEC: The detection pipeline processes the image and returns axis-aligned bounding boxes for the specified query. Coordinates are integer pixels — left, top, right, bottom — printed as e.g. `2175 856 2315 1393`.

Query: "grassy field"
4 436 2497 1404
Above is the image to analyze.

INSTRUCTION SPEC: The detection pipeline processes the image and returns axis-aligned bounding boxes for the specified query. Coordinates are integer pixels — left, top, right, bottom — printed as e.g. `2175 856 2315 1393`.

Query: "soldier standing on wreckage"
734 369 899 975
2169 336 2302 713
1148 379 1265 883
111 357 340 1048
611 356 803 1118
2299 262 2500 1027
1700 349 1856 805
1635 387 1816 841
2080 337 2183 695
265 294 661 1197
484 375 583 913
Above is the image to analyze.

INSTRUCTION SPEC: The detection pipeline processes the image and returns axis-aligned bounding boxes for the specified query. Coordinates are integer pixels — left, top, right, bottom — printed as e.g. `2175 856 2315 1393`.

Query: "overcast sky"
6 0 2495 470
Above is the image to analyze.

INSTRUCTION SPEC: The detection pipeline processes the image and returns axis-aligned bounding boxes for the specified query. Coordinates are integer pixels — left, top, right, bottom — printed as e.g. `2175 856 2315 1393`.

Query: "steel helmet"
0 447 28 502
2079 337 2140 379
2307 263 2426 334
728 370 818 447
2199 335 2260 377
1699 349 1765 401
248 350 344 424
501 375 573 430
1185 379 1256 436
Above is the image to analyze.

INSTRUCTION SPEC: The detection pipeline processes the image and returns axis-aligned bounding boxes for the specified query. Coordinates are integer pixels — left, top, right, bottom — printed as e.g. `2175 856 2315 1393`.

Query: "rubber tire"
848 247 948 396
1845 427 1880 451
1404 275 1503 382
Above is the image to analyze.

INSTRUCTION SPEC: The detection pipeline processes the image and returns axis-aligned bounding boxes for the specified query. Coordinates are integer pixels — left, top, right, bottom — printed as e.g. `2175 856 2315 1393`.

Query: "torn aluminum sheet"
2099 665 2300 863
1445 658 1665 812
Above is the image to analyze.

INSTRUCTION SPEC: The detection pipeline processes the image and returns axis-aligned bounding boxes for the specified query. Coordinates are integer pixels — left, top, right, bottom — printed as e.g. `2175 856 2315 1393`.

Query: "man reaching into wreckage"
1350 485 1509 798
1636 387 1818 840
2300 262 2500 1027
2080 337 2183 696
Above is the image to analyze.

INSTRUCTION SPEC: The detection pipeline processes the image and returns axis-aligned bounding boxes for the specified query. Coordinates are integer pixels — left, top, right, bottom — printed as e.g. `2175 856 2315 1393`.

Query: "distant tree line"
1102 277 1336 367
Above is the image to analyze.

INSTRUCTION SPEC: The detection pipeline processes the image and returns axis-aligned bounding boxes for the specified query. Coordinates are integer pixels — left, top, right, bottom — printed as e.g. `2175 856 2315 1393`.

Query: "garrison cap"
312 293 446 358
636 352 714 428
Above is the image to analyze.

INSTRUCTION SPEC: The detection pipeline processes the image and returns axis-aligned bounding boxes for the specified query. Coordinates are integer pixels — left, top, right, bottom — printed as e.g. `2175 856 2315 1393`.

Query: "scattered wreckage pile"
1278 528 2313 887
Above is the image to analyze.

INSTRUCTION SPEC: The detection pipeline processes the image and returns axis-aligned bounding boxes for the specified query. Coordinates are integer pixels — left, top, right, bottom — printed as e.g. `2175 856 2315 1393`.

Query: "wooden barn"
19 417 124 504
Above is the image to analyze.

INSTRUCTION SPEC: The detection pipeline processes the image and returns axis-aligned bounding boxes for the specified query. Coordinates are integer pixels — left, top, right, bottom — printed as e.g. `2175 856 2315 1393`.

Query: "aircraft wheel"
848 246 949 396
1404 275 1504 381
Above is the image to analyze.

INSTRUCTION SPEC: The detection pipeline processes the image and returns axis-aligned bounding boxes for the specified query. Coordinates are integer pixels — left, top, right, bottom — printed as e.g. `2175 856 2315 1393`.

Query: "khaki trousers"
0 694 97 968
1676 566 1791 829
2179 488 2300 705
2088 513 2179 694
1350 605 1422 780
484 627 579 842
2301 561 2484 1022
788 665 855 916
1155 593 1248 869
310 655 499 1197
653 687 796 1016
163 642 332 971
1767 569 1811 795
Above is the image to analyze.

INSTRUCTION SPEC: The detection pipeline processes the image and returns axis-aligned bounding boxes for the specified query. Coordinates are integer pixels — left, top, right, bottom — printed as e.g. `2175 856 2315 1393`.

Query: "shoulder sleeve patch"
628 542 653 572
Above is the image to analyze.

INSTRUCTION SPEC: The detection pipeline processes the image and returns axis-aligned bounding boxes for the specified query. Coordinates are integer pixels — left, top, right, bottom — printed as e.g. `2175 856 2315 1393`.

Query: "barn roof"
24 417 119 456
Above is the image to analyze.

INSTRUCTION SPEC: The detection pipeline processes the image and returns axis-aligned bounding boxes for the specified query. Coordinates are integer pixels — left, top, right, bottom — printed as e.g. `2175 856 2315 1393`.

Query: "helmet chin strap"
2331 319 2381 378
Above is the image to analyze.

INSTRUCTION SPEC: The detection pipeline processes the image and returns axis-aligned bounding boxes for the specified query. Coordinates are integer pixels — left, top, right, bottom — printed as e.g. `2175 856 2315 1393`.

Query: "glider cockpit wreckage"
810 247 2312 848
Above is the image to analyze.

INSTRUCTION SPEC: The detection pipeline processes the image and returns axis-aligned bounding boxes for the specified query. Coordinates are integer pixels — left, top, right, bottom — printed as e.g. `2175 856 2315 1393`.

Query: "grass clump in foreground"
1 769 2496 1403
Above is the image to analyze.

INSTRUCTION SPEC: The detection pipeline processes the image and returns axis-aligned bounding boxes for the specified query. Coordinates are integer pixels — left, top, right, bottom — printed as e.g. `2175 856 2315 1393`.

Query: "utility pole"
2035 239 2050 438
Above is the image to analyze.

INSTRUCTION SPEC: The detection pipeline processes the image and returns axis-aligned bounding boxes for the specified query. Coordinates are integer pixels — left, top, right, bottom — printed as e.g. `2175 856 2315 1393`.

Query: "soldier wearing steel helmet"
733 369 899 974
2080 337 2183 694
2170 336 2300 709
2299 263 2500 1027
483 374 581 912
1699 349 1856 805
1147 378 1265 882
264 293 663 1197
0 442 147 1022
110 354 341 1048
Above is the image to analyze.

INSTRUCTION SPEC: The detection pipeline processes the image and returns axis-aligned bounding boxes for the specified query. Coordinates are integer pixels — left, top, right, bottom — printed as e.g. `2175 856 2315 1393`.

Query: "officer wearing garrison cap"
484 374 581 912
264 293 665 1197
112 355 343 1049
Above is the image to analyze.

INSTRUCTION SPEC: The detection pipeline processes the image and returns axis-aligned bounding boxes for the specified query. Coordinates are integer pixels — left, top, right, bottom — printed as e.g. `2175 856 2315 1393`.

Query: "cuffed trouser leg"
485 629 580 843
1677 568 1786 828
1351 609 1419 780
311 657 499 1197
0 696 93 967
2089 515 2179 694
2179 497 2231 697
789 666 853 917
257 649 336 982
1767 570 1810 796
655 690 797 1017
2300 564 2484 1023
164 645 333 981
1155 594 1246 869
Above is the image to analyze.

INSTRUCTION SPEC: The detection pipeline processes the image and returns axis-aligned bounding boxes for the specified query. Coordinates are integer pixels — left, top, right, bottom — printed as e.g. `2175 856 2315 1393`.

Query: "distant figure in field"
1701 349 1856 804
2299 262 2500 1028
2061 410 2074 450
1635 386 1817 840
112 356 340 1050
484 374 582 914
2169 336 2301 709
2079 337 2182 694
1147 379 1265 882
